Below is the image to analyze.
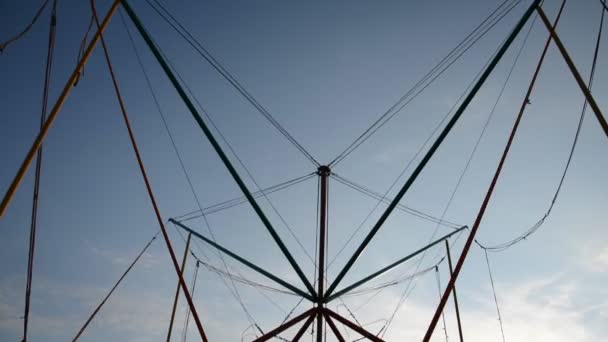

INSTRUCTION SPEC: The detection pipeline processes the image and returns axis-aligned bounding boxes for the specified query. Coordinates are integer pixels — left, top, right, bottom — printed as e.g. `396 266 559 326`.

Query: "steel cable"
145 0 319 167
329 0 522 167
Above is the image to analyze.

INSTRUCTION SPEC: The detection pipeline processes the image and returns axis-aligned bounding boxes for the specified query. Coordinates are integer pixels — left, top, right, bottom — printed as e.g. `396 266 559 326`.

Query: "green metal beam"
326 226 467 302
325 0 540 299
121 0 317 299
170 219 314 301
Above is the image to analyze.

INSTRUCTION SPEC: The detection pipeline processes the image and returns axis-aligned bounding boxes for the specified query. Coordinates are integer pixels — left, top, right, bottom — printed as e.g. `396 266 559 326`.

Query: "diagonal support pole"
120 0 316 298
0 0 121 218
325 0 542 298
170 219 314 301
324 311 346 342
252 308 315 342
535 5 608 138
326 226 467 302
324 308 385 342
292 312 317 342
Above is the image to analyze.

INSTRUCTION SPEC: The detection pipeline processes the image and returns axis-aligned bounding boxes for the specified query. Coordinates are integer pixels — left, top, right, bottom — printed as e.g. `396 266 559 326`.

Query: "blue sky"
1 0 607 341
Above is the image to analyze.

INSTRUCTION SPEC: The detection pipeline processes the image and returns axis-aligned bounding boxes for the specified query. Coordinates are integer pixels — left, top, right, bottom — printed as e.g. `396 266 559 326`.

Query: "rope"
484 250 506 342
74 14 94 86
0 0 50 53
328 0 522 167
92 2 208 339
190 252 296 296
72 231 160 341
174 173 315 222
337 300 364 329
181 260 201 342
343 261 441 298
145 0 319 167
331 173 462 229
476 0 604 252
171 224 266 333
435 267 449 342
23 1 57 341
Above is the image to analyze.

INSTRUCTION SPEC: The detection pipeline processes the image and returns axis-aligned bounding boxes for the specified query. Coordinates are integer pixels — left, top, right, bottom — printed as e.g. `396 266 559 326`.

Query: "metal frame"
3 0 605 340
124 0 546 339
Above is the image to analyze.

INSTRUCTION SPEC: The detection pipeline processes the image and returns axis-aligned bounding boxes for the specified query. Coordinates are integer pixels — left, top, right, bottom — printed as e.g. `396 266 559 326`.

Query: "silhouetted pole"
445 240 464 342
0 0 121 218
316 166 330 342
167 233 191 341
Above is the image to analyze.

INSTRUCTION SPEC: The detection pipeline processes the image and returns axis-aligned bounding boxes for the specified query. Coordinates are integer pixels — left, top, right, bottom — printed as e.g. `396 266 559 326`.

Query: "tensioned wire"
329 0 523 167
173 173 316 222
145 0 320 167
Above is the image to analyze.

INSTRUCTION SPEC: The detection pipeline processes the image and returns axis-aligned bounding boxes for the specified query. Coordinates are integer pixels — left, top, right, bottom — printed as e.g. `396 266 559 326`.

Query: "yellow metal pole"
0 0 121 218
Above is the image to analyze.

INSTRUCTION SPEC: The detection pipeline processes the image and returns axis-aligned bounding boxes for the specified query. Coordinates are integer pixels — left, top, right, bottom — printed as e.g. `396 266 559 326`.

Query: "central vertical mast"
316 165 330 342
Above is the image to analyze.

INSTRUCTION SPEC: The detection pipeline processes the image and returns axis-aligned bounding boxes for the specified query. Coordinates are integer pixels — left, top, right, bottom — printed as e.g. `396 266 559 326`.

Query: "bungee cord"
476 0 604 253
0 0 50 53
